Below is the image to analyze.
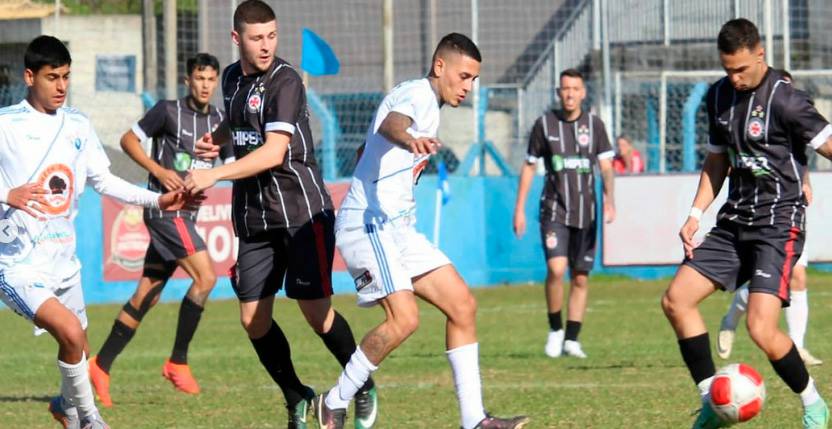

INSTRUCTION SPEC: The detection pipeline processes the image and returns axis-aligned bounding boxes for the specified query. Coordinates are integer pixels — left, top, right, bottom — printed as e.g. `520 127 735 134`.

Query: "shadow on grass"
0 395 52 403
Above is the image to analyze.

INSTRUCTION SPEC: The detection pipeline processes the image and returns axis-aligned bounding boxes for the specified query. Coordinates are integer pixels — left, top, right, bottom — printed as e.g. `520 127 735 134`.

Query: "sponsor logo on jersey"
191 158 213 170
109 205 151 272
73 138 81 150
36 164 74 216
730 150 771 177
231 129 264 147
551 155 591 173
174 152 192 171
354 270 374 291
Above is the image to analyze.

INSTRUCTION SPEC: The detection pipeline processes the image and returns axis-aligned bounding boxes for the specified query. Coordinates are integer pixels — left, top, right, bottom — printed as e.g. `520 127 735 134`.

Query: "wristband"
689 207 703 220
0 188 8 204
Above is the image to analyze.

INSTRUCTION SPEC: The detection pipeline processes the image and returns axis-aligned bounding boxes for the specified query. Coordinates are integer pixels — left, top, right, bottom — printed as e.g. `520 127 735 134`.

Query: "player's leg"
540 219 569 358
562 224 596 358
786 254 820 365
716 285 749 359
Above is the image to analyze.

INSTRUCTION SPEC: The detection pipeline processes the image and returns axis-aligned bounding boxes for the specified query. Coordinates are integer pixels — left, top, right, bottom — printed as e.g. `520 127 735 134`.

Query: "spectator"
612 135 644 174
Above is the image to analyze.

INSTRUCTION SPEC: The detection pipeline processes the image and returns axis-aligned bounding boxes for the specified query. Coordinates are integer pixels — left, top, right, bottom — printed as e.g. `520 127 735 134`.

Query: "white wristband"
689 207 703 220
0 188 8 204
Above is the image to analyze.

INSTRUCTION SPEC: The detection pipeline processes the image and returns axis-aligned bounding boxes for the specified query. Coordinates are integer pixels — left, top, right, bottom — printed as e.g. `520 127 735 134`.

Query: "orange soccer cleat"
162 359 201 394
88 356 113 408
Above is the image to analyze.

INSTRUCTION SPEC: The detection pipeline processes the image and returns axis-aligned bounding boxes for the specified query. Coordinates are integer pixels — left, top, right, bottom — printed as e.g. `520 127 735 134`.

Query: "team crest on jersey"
545 231 558 249
36 163 74 216
577 124 591 146
247 93 262 113
747 105 766 141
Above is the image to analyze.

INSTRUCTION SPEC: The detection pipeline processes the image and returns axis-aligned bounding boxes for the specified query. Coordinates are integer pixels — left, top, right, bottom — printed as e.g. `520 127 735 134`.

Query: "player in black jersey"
660 19 832 428
183 2 377 428
88 53 234 407
513 69 616 360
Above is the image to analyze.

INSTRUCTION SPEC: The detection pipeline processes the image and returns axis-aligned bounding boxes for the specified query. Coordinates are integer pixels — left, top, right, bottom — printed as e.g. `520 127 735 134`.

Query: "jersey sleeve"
783 88 832 151
388 84 435 132
706 84 728 153
83 122 112 173
132 101 168 142
219 141 236 163
263 70 304 135
594 116 614 161
525 117 546 164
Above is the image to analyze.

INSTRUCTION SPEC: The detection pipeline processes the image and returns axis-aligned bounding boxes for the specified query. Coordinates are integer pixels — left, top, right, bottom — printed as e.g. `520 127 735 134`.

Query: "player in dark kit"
184 2 377 428
661 19 832 429
88 53 234 407
513 68 616 360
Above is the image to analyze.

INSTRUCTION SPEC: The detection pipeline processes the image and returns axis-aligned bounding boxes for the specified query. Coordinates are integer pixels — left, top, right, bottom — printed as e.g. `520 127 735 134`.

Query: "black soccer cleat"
287 386 316 429
471 413 530 429
314 393 346 429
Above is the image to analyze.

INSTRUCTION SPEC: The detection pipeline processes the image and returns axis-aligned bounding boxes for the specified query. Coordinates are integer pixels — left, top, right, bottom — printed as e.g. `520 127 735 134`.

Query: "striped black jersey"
133 98 233 219
221 58 333 237
526 110 614 229
707 68 832 227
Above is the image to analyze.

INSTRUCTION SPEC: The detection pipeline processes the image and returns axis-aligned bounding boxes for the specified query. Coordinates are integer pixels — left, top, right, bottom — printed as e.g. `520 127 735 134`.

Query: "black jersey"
133 98 233 219
221 58 333 237
526 110 614 229
707 68 831 228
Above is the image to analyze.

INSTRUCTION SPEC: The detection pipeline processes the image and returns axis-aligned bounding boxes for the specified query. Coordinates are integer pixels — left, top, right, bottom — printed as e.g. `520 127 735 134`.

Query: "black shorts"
232 211 335 302
539 218 596 272
142 216 206 278
684 220 803 305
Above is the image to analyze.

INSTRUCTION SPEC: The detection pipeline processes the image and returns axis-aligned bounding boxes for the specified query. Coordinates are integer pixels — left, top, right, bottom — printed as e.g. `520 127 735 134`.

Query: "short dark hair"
432 33 481 63
717 19 761 54
187 53 220 76
233 0 276 33
560 68 584 82
24 35 71 73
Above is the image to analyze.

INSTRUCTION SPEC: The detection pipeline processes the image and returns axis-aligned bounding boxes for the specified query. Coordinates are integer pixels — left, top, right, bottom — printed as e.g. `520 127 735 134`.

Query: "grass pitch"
2 273 831 428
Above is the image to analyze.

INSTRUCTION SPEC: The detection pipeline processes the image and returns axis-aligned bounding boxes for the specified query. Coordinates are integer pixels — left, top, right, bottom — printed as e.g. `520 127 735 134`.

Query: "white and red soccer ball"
709 363 766 424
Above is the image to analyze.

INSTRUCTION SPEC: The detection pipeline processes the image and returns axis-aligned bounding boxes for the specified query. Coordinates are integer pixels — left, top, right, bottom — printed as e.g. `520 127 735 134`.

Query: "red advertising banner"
103 183 350 282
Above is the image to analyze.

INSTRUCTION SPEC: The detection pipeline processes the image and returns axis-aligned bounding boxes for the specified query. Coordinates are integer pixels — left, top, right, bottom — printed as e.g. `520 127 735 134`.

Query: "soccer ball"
709 363 766 423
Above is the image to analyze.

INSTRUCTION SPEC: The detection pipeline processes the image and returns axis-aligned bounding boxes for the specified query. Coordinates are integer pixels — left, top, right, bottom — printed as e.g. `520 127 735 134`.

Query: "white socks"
326 347 377 410
786 290 808 349
447 343 487 429
57 353 97 419
801 378 821 407
723 287 749 330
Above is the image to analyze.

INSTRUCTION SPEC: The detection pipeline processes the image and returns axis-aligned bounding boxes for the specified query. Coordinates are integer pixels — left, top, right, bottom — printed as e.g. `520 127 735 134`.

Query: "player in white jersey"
314 33 528 429
0 36 193 429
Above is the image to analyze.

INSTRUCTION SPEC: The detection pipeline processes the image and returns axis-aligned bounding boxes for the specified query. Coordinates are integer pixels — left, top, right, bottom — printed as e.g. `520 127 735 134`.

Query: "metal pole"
142 0 158 95
383 0 394 93
733 0 740 18
430 0 437 51
783 0 791 71
230 0 238 63
592 0 601 51
54 0 60 35
164 0 178 99
614 71 622 139
663 0 670 46
601 0 613 133
471 0 482 173
659 71 667 173
198 0 207 53
764 0 773 65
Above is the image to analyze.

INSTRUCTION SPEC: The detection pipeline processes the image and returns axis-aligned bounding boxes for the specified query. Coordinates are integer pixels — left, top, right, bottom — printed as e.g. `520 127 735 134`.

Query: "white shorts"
336 221 450 307
0 269 87 336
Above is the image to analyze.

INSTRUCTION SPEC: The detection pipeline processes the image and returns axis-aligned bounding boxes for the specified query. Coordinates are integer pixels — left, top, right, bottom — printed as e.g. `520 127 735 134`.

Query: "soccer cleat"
49 396 80 429
716 317 735 360
544 330 564 358
471 413 530 429
800 348 824 366
803 398 830 429
691 396 729 429
288 386 316 429
354 385 378 428
87 356 112 408
162 359 201 394
79 412 110 429
314 393 346 429
562 340 587 358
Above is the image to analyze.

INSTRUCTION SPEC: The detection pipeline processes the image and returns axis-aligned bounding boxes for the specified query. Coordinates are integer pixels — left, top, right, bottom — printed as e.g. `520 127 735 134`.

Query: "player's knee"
193 270 217 292
391 310 420 339
745 316 776 347
660 290 678 319
56 322 86 354
450 291 477 324
240 311 271 337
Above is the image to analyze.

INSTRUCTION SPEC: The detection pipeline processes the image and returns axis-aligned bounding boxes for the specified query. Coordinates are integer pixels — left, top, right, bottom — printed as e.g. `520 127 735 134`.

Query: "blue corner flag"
301 28 340 76
437 160 451 205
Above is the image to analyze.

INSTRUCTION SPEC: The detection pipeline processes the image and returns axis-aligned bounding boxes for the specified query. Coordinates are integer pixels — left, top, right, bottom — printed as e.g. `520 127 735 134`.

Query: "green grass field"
2 273 831 428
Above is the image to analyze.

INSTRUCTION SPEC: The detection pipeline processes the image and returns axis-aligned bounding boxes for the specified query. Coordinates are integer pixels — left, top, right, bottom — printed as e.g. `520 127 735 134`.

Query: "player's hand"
513 210 526 237
195 132 221 159
406 137 440 155
803 182 813 206
679 217 700 259
153 168 185 192
184 169 218 195
604 201 616 224
158 189 206 211
6 183 48 219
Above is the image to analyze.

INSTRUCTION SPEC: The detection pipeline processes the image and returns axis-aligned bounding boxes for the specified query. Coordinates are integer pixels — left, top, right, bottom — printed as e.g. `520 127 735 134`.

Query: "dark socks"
771 344 810 394
97 319 136 373
250 320 307 408
564 320 582 341
317 311 375 392
170 296 204 364
548 311 562 332
678 333 716 385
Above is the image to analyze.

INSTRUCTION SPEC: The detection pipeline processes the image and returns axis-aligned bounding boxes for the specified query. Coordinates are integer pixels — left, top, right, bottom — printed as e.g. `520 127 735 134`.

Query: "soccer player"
87 53 235 407
660 19 832 428
0 35 195 429
312 33 529 429
183 1 377 428
512 68 616 359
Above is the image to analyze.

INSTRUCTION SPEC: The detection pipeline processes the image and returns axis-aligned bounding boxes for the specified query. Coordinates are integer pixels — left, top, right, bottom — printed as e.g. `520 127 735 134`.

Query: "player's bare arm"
120 130 184 192
377 111 440 155
803 169 812 205
599 158 616 223
680 151 730 258
512 162 536 237
184 131 289 194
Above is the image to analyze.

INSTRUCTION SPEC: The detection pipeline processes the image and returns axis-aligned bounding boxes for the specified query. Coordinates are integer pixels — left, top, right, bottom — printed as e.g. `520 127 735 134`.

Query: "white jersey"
0 100 112 280
339 78 440 225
